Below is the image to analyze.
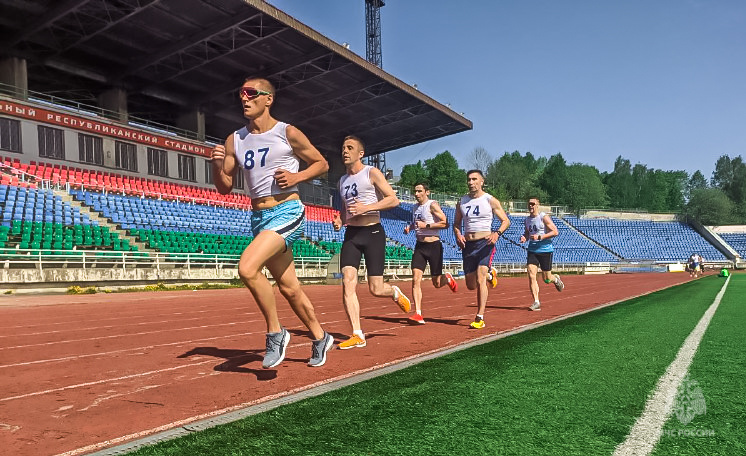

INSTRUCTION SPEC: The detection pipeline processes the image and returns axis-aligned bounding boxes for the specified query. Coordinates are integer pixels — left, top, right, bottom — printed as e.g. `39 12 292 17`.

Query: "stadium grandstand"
0 0 741 290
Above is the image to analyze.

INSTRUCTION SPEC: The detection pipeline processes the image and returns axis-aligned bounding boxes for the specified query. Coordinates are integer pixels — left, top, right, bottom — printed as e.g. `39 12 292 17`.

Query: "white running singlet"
459 193 493 234
413 199 439 237
338 165 380 220
233 122 299 199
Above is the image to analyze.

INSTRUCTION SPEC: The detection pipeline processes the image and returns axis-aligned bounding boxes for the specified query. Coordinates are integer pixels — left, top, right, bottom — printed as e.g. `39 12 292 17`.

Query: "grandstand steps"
559 216 623 260
54 188 153 254
685 216 741 262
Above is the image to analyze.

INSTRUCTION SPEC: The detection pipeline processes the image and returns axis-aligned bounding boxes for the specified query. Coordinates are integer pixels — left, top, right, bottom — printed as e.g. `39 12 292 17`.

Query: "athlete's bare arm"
274 125 329 189
346 167 399 216
211 134 237 195
488 197 510 244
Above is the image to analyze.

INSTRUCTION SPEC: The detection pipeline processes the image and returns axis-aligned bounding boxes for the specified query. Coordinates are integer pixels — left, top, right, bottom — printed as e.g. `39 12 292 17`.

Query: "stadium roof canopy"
0 0 471 161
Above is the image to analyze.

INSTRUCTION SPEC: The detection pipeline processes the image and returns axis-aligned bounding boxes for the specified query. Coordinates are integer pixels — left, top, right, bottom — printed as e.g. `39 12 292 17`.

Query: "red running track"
0 273 693 456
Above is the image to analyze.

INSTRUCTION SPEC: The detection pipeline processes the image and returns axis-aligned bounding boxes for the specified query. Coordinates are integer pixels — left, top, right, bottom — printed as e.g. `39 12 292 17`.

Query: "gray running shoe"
308 332 334 367
529 301 541 311
554 275 565 292
262 328 290 369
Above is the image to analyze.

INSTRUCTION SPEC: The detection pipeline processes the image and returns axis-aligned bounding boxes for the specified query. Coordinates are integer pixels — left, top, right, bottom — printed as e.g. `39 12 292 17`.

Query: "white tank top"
459 193 493 233
233 122 299 199
413 199 439 237
525 212 554 252
338 165 380 220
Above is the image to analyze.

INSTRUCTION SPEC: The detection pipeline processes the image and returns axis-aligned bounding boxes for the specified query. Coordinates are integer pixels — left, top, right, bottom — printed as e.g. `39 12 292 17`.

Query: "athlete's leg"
411 268 424 314
465 271 478 290
527 263 540 303
476 265 489 317
367 275 394 297
342 266 362 333
238 230 286 333
266 247 324 340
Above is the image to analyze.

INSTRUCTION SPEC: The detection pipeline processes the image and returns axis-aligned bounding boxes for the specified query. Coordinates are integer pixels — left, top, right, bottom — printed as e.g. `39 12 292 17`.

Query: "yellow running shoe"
391 285 411 313
469 320 485 329
488 267 498 288
338 334 367 349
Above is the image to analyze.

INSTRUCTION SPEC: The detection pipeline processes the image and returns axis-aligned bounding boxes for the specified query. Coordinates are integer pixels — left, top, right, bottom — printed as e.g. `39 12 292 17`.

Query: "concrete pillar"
177 110 206 141
98 88 129 122
0 57 28 99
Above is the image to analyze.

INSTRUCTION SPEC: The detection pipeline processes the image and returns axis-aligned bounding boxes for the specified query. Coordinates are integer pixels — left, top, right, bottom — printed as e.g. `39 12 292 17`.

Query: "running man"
453 170 511 329
519 197 564 311
211 77 334 368
404 182 458 324
332 135 412 348
688 252 702 278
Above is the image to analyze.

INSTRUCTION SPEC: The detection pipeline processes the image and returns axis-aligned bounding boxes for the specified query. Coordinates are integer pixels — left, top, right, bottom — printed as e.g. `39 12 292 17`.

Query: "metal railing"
0 83 223 144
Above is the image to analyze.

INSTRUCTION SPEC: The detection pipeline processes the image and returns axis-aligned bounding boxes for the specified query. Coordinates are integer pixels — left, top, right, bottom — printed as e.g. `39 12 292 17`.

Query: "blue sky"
267 0 745 180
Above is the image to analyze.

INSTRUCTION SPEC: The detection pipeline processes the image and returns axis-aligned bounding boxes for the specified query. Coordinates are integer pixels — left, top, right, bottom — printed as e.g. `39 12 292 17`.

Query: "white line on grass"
613 275 731 456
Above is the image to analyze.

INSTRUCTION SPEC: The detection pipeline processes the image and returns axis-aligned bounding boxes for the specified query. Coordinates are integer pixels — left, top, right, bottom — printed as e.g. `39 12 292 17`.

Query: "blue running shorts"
462 238 495 275
250 199 305 248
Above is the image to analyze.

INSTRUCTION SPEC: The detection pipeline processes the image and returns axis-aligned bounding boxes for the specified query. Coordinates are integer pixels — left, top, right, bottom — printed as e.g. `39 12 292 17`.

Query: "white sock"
353 329 365 339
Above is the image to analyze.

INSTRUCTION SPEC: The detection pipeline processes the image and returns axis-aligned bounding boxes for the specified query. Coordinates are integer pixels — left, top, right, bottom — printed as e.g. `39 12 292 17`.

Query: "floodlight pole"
364 0 387 176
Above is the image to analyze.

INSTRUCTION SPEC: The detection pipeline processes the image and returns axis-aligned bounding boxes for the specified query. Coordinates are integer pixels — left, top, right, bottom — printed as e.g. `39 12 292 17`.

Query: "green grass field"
129 275 743 456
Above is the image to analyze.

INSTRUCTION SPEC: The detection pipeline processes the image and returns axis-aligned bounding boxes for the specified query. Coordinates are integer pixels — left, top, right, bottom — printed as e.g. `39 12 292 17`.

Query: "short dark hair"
528 197 540 203
414 182 430 191
466 169 484 178
343 135 365 151
244 77 275 95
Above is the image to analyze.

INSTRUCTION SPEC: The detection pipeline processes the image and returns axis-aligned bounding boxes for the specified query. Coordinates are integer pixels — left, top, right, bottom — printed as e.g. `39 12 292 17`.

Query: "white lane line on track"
0 320 264 351
0 361 216 402
57 280 688 456
613 275 731 456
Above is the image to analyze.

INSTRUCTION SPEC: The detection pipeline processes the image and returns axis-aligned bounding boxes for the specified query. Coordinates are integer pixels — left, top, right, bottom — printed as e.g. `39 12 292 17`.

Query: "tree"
604 156 636 209
398 161 428 189
684 188 734 225
486 151 544 201
686 170 708 200
711 154 746 204
564 163 608 213
424 151 467 195
663 170 687 212
538 153 568 204
467 146 492 175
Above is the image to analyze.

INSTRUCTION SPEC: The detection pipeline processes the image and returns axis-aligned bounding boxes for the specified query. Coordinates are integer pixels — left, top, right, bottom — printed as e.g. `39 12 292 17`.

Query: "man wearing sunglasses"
332 135 412 349
519 197 564 311
453 170 511 329
210 77 334 369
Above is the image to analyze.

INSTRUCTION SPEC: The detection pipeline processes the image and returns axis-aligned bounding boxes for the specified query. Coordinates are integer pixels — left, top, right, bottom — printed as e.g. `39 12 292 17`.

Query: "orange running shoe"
391 285 411 313
488 267 498 288
338 334 367 349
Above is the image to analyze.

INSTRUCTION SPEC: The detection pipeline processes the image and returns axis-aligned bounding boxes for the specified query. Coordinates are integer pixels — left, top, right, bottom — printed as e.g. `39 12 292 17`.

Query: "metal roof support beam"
0 0 90 49
49 0 161 58
117 9 264 79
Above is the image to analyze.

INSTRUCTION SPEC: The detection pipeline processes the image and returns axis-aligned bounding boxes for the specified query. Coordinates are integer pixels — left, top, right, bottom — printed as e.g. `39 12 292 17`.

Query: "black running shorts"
411 240 444 277
527 250 553 271
340 223 387 277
